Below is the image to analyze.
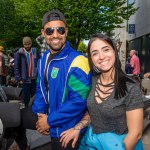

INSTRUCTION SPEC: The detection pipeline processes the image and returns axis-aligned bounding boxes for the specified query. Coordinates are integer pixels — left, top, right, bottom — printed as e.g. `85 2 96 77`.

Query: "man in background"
130 49 140 75
14 37 39 107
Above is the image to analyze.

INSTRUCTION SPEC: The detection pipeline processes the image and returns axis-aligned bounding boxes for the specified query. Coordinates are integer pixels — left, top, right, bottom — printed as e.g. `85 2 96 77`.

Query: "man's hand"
36 113 50 134
41 130 50 135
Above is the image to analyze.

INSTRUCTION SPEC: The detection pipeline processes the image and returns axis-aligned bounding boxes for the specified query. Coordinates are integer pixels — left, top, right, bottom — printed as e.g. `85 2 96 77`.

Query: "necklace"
95 77 114 102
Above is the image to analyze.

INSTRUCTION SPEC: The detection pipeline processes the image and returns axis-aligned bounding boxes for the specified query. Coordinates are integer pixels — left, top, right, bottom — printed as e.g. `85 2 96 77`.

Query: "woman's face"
90 39 115 72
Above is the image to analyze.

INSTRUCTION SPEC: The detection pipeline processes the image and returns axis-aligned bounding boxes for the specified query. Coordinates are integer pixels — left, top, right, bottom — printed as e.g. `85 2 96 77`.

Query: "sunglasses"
45 27 66 35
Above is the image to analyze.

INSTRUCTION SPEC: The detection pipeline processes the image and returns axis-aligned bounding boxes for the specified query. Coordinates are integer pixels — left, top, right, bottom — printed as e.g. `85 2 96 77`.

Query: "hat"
23 37 32 44
0 46 4 52
42 9 66 27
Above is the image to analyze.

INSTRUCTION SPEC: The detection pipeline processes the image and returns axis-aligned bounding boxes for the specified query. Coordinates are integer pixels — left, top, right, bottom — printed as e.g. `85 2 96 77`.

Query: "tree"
47 0 137 48
0 0 17 50
78 41 87 54
0 0 137 50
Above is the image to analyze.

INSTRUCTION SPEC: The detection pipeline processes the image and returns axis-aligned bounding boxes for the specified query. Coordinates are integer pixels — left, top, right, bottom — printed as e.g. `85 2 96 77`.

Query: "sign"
128 24 135 34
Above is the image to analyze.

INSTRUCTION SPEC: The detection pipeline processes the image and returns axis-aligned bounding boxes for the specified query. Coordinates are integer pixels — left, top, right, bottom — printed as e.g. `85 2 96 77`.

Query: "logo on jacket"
51 67 59 79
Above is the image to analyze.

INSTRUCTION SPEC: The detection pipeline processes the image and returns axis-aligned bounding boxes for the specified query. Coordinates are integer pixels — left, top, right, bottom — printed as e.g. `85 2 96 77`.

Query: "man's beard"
49 42 65 52
49 45 63 52
25 47 31 52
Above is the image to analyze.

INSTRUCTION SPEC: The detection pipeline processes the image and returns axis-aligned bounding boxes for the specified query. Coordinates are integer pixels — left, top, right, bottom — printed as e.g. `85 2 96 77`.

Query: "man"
14 37 39 107
31 9 92 150
0 46 6 85
129 49 140 75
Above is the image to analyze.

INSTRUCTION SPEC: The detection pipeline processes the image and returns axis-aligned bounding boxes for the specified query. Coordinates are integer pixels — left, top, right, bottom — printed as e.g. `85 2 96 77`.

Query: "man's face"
41 20 68 54
129 50 134 57
23 42 32 51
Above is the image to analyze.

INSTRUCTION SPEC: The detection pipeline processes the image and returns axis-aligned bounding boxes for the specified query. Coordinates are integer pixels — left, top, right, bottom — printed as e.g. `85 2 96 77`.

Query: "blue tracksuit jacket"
32 41 92 138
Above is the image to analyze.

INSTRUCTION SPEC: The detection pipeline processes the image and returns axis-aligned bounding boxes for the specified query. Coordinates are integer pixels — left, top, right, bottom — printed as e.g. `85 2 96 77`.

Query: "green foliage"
0 0 137 50
78 41 87 54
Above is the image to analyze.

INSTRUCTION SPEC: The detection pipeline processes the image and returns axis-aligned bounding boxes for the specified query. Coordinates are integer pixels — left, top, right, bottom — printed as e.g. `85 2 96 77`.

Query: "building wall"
128 0 150 73
113 26 127 71
113 0 150 73
128 0 150 41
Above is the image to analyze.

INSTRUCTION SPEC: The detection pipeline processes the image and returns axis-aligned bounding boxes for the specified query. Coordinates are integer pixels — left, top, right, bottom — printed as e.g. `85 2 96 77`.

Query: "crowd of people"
0 9 150 150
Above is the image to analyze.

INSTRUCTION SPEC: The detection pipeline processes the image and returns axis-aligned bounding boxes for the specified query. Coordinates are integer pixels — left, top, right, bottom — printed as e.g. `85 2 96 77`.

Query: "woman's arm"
124 108 143 150
60 111 91 148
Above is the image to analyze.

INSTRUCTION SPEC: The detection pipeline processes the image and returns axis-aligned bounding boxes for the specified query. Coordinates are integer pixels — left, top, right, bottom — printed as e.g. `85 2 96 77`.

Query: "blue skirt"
79 126 143 150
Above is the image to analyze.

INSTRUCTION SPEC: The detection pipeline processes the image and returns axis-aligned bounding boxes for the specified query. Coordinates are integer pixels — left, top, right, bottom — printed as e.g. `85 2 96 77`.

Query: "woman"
60 33 144 150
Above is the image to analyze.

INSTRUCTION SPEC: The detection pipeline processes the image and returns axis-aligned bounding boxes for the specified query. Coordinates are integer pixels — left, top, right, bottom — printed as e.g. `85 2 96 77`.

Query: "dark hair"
87 33 135 99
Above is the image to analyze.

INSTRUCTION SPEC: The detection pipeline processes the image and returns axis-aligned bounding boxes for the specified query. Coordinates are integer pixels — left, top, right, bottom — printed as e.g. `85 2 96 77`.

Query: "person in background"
36 35 50 56
8 52 15 75
7 52 15 86
60 33 144 150
130 49 140 75
0 46 7 85
125 57 133 74
14 37 39 107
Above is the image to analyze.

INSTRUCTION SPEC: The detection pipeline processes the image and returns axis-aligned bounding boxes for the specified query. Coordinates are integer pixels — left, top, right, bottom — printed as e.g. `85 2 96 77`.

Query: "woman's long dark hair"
87 33 135 99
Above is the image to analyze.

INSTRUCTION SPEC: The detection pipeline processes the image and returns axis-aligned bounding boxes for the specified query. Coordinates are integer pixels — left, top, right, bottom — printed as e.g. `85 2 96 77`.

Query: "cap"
42 9 66 27
23 36 32 45
0 46 4 52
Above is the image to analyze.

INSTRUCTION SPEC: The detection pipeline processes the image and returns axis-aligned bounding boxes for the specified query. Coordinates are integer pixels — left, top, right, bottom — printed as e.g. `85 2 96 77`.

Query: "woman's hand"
60 128 80 148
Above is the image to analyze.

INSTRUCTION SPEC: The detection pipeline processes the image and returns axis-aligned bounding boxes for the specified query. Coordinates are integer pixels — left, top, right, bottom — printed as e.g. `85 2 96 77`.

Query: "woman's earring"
93 65 101 74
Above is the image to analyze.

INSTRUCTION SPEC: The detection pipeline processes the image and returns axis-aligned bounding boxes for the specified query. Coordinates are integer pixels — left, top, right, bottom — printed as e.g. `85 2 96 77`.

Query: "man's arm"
60 111 91 148
32 58 50 134
130 57 134 69
32 59 47 114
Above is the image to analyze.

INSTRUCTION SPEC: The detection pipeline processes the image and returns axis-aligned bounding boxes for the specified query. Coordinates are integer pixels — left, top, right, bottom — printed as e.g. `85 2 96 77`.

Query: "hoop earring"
93 65 101 74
